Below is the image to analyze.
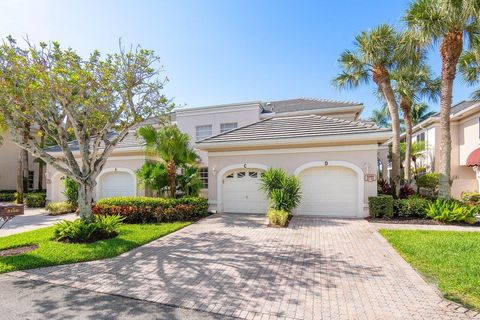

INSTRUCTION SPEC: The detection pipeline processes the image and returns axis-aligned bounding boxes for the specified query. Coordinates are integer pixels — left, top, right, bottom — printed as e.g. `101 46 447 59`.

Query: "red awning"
467 148 480 167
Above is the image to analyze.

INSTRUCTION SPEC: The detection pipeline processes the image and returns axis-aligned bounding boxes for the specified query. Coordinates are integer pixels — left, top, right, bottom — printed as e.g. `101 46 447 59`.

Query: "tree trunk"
37 161 44 191
438 32 463 199
21 124 29 192
16 152 24 204
401 98 413 183
77 182 94 222
166 160 176 198
373 67 401 197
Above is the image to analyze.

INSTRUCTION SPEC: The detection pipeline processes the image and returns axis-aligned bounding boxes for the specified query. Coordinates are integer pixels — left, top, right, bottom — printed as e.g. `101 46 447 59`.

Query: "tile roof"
432 100 478 117
197 115 390 144
261 98 362 114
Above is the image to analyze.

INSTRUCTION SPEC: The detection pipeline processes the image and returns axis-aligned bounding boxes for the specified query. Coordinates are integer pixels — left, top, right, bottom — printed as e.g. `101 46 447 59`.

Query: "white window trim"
196 125 213 141
220 122 238 133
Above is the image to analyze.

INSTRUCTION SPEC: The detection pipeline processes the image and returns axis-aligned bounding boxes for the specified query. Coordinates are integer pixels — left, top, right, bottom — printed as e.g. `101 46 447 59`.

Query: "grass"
0 221 191 274
380 229 480 310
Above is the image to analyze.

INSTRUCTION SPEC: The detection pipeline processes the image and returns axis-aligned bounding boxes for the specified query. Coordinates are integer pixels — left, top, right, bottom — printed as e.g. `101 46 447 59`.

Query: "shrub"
399 184 415 199
53 215 124 243
92 196 208 223
394 196 430 218
267 209 289 227
0 193 16 202
461 191 480 204
63 177 78 209
260 168 302 213
45 202 76 215
369 195 394 218
377 179 393 196
417 173 440 194
25 193 46 207
426 199 477 224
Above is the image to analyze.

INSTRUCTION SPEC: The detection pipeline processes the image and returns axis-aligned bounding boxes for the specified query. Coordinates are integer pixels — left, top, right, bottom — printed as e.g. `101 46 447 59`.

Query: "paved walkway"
0 207 76 237
10 214 478 319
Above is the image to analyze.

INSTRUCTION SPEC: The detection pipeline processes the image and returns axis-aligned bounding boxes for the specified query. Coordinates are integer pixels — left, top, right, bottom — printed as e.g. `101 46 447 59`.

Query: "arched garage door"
297 166 358 217
99 171 136 199
222 169 268 214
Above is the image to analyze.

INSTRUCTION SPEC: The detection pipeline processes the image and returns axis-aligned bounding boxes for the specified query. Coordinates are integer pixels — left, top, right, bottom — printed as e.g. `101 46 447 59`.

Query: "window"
220 122 237 133
195 125 212 141
237 171 246 178
28 170 34 189
416 132 425 142
248 171 258 178
226 173 234 178
199 167 208 188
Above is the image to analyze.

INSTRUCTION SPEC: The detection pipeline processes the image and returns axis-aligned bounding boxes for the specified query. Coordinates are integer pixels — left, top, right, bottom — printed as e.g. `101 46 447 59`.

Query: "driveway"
0 207 76 237
10 214 476 319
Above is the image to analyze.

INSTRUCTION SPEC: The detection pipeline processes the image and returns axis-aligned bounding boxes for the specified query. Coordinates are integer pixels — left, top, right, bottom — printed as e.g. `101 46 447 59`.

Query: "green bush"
53 215 124 243
260 168 302 213
63 177 78 209
461 191 480 203
92 196 208 223
0 193 16 202
426 199 477 224
417 173 440 194
394 196 431 218
45 202 76 215
25 193 46 207
369 195 394 218
267 209 289 227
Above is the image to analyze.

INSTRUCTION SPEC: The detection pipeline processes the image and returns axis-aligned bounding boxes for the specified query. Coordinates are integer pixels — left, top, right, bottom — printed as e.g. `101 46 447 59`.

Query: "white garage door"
297 166 358 217
99 171 135 199
222 169 269 214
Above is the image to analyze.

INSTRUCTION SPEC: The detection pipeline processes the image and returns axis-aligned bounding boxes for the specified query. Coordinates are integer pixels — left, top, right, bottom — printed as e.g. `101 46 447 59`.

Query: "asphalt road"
0 274 229 320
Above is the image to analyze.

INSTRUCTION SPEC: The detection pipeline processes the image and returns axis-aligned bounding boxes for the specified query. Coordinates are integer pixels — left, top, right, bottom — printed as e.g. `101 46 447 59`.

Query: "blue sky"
0 0 475 117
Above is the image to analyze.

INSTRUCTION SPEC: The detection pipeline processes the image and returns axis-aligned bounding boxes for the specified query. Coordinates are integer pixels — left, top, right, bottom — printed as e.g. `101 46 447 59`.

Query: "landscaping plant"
267 209 289 227
416 173 440 195
394 196 431 218
24 193 46 208
63 176 79 210
368 195 394 218
53 215 124 243
426 199 477 224
45 202 76 215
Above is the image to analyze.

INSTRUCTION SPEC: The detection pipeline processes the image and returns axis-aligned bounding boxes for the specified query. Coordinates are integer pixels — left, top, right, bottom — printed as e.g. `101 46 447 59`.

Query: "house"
45 98 392 217
0 130 45 192
384 100 480 198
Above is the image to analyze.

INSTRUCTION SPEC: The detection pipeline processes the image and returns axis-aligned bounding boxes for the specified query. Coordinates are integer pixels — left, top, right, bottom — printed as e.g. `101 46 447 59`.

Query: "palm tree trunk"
373 68 401 197
37 129 45 191
438 32 463 199
400 98 413 183
16 152 23 204
166 160 176 198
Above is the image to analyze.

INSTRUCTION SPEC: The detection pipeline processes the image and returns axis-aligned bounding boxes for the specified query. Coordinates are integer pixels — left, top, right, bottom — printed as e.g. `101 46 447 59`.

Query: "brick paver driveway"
10 214 475 319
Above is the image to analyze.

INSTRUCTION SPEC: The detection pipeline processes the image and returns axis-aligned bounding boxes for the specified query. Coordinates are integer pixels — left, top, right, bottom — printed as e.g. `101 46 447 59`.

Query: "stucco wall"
0 131 44 191
206 146 378 217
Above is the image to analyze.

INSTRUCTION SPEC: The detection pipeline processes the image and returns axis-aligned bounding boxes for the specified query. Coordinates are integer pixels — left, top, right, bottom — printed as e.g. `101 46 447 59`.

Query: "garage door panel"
222 169 268 214
100 171 135 199
298 166 358 217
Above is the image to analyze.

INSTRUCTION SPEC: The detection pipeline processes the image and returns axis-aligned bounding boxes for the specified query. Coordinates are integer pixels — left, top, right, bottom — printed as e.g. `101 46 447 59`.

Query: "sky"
0 0 475 117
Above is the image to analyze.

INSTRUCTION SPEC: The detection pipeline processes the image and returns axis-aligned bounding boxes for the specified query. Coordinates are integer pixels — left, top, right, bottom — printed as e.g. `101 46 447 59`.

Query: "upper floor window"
416 132 425 143
28 170 34 190
220 122 238 133
195 125 212 141
199 167 208 188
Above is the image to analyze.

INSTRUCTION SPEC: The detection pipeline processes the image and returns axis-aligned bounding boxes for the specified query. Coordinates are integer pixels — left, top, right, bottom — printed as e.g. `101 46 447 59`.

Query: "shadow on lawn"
13 214 384 318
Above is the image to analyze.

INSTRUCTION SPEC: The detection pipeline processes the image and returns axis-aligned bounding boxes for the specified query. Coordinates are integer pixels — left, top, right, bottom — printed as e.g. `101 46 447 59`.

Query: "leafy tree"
136 161 169 195
370 105 391 128
411 102 436 125
63 176 79 209
0 38 172 221
260 168 301 213
177 165 203 197
405 0 480 198
137 125 198 198
459 42 480 99
333 24 403 196
400 141 426 183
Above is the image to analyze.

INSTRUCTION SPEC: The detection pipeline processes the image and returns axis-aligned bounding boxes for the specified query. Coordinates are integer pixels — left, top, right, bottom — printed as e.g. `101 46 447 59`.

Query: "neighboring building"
45 97 391 217
384 100 480 198
0 130 45 191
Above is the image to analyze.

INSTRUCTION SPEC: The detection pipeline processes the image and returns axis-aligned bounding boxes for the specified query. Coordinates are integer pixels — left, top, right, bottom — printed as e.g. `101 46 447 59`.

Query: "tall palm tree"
137 125 198 198
459 42 480 99
370 105 391 128
405 0 480 198
333 24 403 196
390 62 440 182
411 102 436 125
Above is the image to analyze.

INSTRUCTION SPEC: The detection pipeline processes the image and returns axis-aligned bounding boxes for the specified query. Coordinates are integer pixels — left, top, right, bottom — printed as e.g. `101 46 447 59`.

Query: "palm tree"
459 42 480 99
370 105 391 128
333 24 403 196
411 102 436 125
137 125 198 198
390 62 440 183
405 0 480 198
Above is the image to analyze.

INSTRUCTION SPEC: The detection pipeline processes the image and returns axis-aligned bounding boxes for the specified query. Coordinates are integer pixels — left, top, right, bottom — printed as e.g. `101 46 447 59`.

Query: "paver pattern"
10 214 477 319
371 221 480 232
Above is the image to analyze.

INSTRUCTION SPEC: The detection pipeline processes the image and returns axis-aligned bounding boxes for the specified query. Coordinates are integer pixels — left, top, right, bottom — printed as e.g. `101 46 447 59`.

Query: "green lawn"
0 221 191 274
380 229 480 310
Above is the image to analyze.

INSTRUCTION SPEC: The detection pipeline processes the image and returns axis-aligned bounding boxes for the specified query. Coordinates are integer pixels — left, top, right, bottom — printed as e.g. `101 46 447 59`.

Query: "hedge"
25 193 46 208
369 195 394 218
0 193 16 202
92 196 209 223
393 197 431 218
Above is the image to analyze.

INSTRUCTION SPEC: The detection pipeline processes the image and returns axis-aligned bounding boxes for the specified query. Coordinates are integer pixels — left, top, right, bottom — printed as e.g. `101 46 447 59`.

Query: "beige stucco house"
384 100 480 198
44 98 392 217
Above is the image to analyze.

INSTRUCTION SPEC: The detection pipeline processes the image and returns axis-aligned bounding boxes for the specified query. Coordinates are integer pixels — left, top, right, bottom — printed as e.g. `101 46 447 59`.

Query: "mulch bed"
0 245 39 257
366 217 480 227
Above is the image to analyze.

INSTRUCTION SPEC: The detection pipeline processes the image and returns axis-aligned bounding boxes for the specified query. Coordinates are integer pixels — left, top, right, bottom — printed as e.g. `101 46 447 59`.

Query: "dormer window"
220 122 237 133
196 125 212 141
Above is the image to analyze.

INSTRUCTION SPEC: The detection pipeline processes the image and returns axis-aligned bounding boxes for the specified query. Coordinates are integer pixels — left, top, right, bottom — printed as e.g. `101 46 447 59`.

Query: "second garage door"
222 169 269 214
297 166 358 217
99 171 136 199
